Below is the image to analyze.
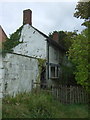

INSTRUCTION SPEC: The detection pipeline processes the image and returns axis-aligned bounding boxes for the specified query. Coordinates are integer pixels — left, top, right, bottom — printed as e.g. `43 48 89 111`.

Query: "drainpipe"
46 41 49 86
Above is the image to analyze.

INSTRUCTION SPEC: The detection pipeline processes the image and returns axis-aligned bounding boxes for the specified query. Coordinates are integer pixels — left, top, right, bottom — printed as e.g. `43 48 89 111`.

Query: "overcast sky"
0 1 86 37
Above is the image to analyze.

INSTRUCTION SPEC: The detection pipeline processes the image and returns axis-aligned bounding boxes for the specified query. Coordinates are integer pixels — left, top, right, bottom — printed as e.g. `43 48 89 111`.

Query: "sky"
0 0 86 37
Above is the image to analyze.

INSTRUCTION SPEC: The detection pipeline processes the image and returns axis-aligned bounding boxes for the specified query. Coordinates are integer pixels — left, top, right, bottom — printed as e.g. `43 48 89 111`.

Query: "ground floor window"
50 65 59 79
51 66 55 77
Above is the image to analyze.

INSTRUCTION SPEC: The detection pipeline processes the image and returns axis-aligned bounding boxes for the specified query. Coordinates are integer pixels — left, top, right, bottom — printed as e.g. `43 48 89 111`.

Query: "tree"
49 31 77 51
68 1 90 91
74 1 90 20
64 31 77 51
74 1 90 30
68 28 89 91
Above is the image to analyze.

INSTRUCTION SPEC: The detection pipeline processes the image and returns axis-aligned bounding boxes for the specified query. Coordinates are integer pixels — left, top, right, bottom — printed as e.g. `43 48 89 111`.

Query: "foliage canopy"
49 31 77 51
68 1 90 91
68 29 89 91
74 2 90 20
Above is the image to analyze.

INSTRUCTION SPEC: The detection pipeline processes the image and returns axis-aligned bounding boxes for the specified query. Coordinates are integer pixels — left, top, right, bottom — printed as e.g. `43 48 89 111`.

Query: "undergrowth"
2 89 89 118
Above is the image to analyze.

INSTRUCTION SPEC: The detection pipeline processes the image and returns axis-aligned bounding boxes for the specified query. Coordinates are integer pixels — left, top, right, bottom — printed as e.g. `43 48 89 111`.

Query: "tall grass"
2 89 89 118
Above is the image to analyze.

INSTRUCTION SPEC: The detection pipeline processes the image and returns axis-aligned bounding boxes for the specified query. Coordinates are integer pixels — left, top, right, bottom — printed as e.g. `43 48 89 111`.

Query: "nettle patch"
2 25 23 55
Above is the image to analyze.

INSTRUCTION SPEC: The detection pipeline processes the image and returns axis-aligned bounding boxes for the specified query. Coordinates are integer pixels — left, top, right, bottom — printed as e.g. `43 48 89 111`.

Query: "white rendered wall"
49 45 60 64
48 45 61 86
14 24 47 59
1 24 47 97
2 53 39 97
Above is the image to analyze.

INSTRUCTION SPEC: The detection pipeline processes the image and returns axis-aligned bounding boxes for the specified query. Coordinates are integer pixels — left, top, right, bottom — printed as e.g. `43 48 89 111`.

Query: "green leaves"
68 29 89 91
74 2 90 20
49 30 77 51
2 25 23 54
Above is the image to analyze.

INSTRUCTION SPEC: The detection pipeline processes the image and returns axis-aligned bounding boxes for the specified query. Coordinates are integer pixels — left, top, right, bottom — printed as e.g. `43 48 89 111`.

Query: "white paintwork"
1 24 48 97
49 45 60 64
14 24 47 59
48 45 61 86
1 24 63 97
2 53 39 96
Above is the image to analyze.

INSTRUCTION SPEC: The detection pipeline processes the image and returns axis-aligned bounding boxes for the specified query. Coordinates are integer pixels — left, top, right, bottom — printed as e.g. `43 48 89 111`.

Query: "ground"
2 89 89 119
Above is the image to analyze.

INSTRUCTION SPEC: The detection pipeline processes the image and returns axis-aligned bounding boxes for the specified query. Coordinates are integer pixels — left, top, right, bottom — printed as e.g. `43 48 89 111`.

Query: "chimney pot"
23 9 32 25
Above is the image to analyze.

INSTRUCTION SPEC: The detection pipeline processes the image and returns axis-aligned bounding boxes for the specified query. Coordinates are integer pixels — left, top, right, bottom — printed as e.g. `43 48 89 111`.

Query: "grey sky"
0 2 85 37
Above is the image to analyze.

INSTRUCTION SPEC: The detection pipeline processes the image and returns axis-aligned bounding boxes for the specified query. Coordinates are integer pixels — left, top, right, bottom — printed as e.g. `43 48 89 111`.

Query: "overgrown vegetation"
74 1 90 20
36 58 46 83
68 1 90 92
38 58 46 72
49 31 76 85
60 63 76 85
2 25 23 54
68 29 89 90
2 90 88 118
49 1 90 92
49 30 77 51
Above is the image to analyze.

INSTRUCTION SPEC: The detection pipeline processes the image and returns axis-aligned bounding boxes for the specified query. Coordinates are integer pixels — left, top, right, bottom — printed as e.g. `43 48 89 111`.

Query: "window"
51 66 55 77
50 66 59 79
54 49 58 60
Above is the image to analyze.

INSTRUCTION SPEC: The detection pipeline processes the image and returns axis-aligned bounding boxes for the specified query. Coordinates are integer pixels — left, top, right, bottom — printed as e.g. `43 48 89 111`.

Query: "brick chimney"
23 9 32 25
52 31 59 43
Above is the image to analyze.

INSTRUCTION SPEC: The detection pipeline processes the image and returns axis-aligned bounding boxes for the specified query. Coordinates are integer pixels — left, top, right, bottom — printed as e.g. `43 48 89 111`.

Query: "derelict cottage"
1 9 65 97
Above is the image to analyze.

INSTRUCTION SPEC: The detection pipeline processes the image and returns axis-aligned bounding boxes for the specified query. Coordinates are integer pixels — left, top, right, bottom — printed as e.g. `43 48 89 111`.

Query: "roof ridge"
32 25 65 51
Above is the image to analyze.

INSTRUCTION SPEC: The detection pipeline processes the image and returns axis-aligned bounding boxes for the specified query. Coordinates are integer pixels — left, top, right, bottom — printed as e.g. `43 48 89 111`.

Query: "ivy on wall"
2 25 23 54
36 58 46 83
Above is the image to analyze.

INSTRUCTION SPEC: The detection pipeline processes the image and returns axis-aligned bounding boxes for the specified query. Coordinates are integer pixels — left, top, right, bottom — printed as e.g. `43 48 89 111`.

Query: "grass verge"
2 89 89 118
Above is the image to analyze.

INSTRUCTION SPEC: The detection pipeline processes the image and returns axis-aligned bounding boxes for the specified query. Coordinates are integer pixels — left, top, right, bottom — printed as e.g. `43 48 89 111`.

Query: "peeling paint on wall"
1 24 64 97
13 24 47 59
2 53 39 97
